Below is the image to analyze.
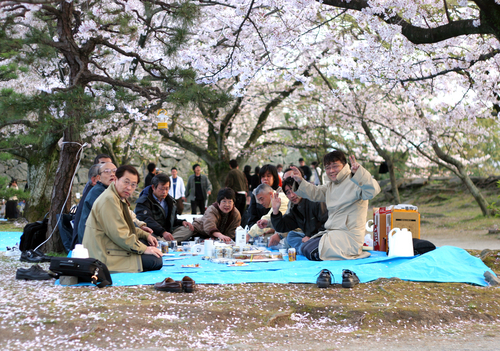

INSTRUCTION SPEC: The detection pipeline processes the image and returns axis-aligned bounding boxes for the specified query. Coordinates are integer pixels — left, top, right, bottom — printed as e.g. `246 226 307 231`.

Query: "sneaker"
16 265 53 280
5 246 22 257
316 269 333 288
341 269 360 288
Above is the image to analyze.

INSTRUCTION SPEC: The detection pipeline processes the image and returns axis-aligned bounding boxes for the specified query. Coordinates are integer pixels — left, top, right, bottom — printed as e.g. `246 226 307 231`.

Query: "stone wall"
0 159 28 189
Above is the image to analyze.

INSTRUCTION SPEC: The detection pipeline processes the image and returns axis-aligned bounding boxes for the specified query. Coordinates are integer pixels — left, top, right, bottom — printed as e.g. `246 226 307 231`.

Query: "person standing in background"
311 161 322 186
144 162 156 187
299 158 312 182
225 159 248 216
186 164 212 215
169 167 186 215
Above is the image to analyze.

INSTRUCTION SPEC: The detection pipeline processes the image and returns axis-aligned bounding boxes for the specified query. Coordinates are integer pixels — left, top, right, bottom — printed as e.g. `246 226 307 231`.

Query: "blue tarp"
0 231 22 250
64 246 493 287
2 232 493 287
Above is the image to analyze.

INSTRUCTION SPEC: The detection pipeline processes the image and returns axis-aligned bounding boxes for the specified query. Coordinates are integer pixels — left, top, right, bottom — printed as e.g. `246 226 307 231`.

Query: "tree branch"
320 0 497 43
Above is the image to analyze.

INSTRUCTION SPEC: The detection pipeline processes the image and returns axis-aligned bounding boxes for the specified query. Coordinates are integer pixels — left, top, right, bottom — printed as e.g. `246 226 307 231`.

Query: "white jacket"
169 176 186 199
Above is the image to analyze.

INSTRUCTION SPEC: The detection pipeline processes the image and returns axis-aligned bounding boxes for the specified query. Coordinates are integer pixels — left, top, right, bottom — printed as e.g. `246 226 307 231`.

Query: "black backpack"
20 218 48 252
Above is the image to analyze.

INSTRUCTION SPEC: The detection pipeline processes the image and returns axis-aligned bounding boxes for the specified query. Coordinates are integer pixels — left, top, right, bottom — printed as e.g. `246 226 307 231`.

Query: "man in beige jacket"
83 165 163 273
291 151 380 261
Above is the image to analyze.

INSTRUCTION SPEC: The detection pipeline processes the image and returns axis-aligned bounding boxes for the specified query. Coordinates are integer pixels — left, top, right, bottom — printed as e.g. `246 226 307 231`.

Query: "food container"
214 246 224 258
222 246 233 258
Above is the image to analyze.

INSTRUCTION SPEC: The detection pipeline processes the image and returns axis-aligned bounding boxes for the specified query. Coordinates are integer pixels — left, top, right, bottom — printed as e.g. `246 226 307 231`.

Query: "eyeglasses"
100 168 117 174
121 179 138 189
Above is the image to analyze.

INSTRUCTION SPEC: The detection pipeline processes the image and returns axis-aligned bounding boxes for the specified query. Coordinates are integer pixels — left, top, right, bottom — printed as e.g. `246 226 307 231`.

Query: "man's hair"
259 164 280 190
282 177 298 193
152 173 170 188
94 154 111 164
298 158 304 162
87 164 101 181
229 159 238 169
147 162 156 172
192 163 200 171
311 161 318 167
217 187 235 203
277 163 283 169
171 167 177 171
116 165 140 183
253 183 273 197
323 150 347 166
98 162 115 174
243 165 251 174
254 166 260 174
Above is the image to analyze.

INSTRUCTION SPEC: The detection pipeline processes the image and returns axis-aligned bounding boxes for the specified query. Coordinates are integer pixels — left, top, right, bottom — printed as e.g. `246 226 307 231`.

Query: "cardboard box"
373 207 420 252
386 209 420 250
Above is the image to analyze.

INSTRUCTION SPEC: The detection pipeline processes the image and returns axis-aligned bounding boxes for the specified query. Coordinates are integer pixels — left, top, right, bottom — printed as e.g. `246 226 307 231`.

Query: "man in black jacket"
269 177 328 255
135 173 193 241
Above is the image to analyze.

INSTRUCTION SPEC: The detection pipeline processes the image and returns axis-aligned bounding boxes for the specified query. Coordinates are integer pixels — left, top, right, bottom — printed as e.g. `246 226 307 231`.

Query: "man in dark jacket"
225 159 248 216
77 162 117 245
135 173 193 241
269 176 328 255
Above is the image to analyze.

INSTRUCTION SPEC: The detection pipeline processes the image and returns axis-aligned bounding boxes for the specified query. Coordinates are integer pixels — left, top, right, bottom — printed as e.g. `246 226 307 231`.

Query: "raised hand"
290 166 303 184
349 155 360 173
271 191 282 214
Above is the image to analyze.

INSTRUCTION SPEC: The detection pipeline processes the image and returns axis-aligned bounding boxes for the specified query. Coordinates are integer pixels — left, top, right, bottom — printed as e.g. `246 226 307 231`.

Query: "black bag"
301 236 322 261
20 218 48 252
49 257 112 288
413 238 436 255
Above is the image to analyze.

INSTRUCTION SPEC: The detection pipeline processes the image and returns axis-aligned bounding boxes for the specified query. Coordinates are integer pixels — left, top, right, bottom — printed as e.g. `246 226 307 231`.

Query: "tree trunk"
23 134 60 222
206 161 230 204
24 152 59 222
45 127 82 253
430 141 491 216
387 159 401 204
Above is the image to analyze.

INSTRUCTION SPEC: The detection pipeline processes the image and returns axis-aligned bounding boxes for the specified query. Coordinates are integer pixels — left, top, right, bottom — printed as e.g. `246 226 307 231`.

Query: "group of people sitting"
72 150 381 274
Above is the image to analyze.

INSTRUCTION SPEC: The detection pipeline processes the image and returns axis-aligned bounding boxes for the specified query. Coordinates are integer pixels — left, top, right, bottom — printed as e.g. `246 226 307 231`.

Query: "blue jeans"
286 231 306 255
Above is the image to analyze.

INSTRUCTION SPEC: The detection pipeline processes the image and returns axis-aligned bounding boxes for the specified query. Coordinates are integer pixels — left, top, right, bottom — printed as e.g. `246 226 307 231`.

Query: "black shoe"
16 265 53 280
342 269 360 288
20 250 51 263
316 269 333 288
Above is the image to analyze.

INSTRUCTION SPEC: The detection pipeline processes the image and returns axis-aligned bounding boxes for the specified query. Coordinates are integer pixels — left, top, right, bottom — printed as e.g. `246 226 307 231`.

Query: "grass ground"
0 183 499 350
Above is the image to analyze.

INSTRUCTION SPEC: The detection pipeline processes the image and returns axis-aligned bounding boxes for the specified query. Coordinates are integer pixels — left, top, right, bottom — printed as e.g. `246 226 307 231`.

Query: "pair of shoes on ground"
316 269 360 288
154 276 195 293
16 264 55 280
20 249 52 263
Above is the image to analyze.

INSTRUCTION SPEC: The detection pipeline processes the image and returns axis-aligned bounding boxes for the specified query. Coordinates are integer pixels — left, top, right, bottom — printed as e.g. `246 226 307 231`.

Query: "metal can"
288 248 296 262
160 242 169 254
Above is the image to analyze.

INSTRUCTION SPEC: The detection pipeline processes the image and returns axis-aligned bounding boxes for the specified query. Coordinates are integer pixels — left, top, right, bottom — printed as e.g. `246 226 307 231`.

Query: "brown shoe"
154 277 183 292
182 276 196 293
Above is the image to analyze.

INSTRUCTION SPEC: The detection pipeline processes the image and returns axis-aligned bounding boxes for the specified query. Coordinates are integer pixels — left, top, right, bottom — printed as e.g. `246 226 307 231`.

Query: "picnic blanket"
60 246 493 287
1 232 493 287
0 231 22 250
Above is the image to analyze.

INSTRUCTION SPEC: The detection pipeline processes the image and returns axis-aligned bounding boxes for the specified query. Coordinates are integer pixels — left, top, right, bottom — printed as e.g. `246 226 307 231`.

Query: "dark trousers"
235 193 246 217
175 198 184 215
191 198 205 214
139 239 163 272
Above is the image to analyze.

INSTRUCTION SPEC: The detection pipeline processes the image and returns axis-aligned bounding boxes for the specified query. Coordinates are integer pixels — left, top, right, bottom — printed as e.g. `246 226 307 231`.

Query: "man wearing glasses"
76 162 118 245
83 165 163 273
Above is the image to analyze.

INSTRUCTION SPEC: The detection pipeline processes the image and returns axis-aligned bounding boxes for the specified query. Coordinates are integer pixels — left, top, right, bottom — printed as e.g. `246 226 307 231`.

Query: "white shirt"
169 176 186 199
